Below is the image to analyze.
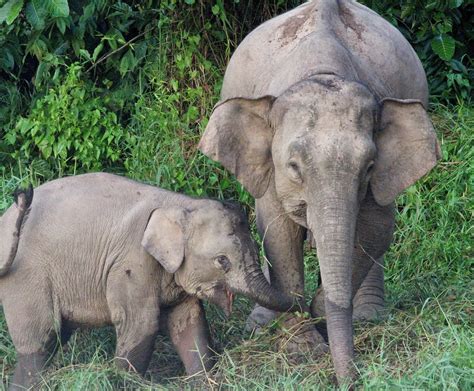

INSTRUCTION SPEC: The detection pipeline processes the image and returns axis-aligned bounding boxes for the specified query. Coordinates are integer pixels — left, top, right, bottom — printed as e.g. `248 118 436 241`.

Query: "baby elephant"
0 173 299 389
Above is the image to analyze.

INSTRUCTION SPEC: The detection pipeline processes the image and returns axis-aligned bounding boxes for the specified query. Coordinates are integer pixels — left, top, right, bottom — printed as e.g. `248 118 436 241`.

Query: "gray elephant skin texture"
198 0 441 385
0 173 298 390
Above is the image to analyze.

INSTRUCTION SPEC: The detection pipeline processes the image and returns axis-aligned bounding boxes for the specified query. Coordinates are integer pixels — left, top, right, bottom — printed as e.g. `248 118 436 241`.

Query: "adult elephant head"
199 74 440 382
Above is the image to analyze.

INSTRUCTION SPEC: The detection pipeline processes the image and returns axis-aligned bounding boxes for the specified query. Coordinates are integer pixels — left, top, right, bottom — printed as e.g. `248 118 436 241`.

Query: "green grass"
0 104 472 389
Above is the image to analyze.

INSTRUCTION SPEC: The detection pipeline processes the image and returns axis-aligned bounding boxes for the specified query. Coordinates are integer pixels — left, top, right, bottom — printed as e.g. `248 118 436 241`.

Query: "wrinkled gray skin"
0 173 298 390
199 0 440 385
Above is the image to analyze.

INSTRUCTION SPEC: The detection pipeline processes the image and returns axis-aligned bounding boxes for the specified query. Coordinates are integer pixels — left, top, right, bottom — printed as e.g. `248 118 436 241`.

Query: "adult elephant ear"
141 208 187 273
198 96 276 198
371 98 442 206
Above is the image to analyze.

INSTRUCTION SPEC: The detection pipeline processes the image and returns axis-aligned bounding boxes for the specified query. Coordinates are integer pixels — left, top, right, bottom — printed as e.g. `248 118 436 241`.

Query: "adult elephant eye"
287 160 302 181
366 161 375 177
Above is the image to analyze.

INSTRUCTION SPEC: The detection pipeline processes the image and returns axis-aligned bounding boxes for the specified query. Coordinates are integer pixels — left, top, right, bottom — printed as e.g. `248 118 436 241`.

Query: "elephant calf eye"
215 255 231 273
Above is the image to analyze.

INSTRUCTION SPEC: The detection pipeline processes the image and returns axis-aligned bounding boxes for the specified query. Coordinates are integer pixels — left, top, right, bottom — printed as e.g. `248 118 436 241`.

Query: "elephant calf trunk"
242 265 305 313
0 186 33 277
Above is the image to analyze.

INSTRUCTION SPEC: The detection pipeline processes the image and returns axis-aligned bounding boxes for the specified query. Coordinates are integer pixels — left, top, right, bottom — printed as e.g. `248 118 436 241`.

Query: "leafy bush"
360 0 473 101
4 63 125 174
0 0 472 178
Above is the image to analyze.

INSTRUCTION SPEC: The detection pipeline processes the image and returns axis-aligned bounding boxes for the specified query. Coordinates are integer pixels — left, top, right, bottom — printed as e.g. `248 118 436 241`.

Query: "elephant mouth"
286 200 308 226
205 284 234 317
225 288 234 316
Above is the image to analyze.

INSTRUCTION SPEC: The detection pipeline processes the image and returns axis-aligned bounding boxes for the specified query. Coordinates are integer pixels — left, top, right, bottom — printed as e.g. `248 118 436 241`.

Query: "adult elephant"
199 0 440 385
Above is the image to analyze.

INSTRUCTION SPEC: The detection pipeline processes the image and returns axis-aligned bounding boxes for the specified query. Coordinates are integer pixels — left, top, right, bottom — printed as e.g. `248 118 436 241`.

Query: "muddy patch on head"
338 2 365 41
277 8 314 47
309 76 343 92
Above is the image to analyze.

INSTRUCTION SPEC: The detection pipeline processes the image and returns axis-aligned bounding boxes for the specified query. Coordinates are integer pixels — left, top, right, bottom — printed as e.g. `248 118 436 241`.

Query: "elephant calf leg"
107 264 161 375
113 310 159 375
3 296 59 390
167 297 214 376
114 323 159 374
10 352 49 391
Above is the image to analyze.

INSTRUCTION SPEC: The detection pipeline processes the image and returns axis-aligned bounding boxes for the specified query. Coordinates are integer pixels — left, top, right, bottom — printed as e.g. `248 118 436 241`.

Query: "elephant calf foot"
245 304 278 333
275 314 328 362
10 351 49 390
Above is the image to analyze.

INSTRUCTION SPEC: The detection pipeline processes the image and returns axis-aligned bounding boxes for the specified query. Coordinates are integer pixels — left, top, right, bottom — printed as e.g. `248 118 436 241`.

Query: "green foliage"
0 0 24 25
4 63 125 174
0 3 472 387
2 0 470 175
360 0 473 101
0 106 472 390
386 102 473 302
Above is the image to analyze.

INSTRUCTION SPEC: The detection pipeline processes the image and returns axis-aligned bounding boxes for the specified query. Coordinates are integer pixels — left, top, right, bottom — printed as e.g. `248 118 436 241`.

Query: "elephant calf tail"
0 185 33 277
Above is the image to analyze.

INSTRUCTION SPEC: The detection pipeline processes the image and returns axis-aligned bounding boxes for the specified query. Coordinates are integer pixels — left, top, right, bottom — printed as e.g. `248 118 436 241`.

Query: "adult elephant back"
199 0 440 385
221 0 428 104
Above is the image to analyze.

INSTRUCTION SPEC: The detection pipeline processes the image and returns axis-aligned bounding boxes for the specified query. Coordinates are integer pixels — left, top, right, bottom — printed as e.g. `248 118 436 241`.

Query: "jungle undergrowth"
0 104 472 390
0 1 472 388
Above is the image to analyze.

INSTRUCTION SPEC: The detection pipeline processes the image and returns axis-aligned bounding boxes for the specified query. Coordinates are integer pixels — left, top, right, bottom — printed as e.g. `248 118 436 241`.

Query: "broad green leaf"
92 42 104 61
449 0 463 8
5 132 16 144
47 0 69 18
450 59 467 74
425 1 438 10
119 50 135 76
431 34 455 61
7 0 23 24
0 0 24 25
34 61 47 86
27 37 48 59
79 49 91 60
0 48 14 70
55 16 66 34
25 0 46 30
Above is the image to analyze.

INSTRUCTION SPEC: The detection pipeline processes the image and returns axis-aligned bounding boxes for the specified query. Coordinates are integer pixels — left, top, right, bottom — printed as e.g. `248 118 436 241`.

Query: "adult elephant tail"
0 186 33 277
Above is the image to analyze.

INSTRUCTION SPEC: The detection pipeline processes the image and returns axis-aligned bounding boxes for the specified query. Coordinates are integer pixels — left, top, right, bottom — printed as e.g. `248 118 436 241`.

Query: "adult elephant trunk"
229 262 302 313
308 183 359 385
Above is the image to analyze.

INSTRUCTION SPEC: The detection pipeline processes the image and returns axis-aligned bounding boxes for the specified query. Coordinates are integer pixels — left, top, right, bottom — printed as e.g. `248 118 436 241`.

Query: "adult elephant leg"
166 297 214 376
246 182 306 331
352 259 385 321
248 182 327 355
311 189 394 322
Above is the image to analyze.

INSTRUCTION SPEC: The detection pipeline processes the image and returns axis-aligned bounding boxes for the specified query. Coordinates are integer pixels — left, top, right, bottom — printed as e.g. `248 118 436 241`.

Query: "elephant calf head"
141 201 301 315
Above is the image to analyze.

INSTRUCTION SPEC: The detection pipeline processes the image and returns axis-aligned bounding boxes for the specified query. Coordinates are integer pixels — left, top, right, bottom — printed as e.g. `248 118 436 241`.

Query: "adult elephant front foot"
245 304 278 333
246 307 328 359
274 314 328 362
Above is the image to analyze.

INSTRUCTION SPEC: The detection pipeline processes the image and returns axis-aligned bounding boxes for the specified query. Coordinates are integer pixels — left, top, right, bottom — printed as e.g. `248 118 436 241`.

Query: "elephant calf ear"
198 96 275 198
141 208 187 274
371 99 442 206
